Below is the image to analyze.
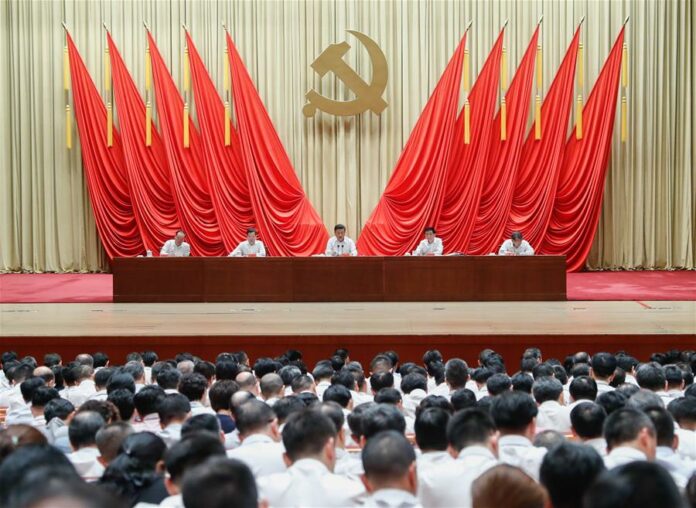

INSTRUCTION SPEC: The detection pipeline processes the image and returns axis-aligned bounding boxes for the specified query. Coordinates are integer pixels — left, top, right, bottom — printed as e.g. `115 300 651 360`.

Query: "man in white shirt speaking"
229 228 266 257
413 227 443 256
325 224 357 257
160 230 191 257
498 231 534 256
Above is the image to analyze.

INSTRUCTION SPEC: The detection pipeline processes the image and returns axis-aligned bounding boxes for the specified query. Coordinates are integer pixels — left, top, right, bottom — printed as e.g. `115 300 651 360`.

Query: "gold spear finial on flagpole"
465 20 473 33
579 16 586 26
623 16 630 25
538 15 543 25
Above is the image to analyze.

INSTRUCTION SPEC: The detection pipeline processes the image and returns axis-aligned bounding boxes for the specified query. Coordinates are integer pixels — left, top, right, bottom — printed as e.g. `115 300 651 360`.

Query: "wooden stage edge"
2 301 694 367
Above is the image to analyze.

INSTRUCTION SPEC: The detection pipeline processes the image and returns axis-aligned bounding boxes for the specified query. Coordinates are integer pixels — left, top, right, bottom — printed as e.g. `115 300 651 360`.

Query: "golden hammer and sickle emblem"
303 30 388 117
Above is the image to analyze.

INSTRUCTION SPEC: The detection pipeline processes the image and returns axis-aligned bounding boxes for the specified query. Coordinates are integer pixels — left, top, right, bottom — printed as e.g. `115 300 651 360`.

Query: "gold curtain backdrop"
0 0 692 272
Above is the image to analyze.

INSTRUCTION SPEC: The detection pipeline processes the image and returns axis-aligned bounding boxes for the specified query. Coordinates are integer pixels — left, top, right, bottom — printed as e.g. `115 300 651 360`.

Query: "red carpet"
1 271 694 303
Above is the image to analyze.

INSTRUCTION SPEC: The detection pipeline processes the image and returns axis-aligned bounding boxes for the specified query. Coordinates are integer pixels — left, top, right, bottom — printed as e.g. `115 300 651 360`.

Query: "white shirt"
160 239 191 257
402 389 427 419
418 446 497 508
497 435 547 481
536 400 572 434
189 400 216 416
158 423 183 447
226 433 286 478
69 446 105 480
655 446 695 488
498 239 534 256
595 380 614 395
316 380 331 399
334 447 364 479
676 427 696 460
229 240 266 257
364 489 422 508
604 446 647 469
5 404 33 426
413 238 443 256
325 236 357 257
584 437 608 457
257 458 366 507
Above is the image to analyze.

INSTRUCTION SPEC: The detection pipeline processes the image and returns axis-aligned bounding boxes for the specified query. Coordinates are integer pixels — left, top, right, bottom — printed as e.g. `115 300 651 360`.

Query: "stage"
1 299 694 367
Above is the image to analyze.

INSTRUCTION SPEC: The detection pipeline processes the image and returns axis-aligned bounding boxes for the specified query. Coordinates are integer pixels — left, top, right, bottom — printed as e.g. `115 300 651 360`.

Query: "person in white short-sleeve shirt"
325 224 357 257
413 227 443 256
498 231 534 256
229 228 266 257
160 230 191 257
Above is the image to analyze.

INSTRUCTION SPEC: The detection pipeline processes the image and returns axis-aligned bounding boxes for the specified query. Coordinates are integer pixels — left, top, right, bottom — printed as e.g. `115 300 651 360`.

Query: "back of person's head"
272 396 305 426
156 368 181 390
178 372 208 402
603 408 656 451
260 373 284 399
370 354 393 374
472 464 549 508
234 399 276 436
0 425 48 463
582 461 684 508
417 395 454 416
668 396 696 427
311 360 334 382
43 352 62 367
291 374 314 394
626 389 664 411
370 371 394 392
108 388 135 420
95 422 134 464
490 391 538 434
20 377 45 403
319 401 345 434
533 430 566 450
323 384 352 408
133 384 165 417
532 376 564 404
119 431 166 470
451 388 478 411
445 359 469 389
447 408 496 453
331 368 357 390
373 387 401 405
107 372 136 394
194 360 216 383
68 410 106 450
362 403 406 440
487 373 512 396
44 397 75 422
158 393 192 426
278 365 302 386
253 357 278 379
635 363 667 391
8 473 125 508
540 442 605 508
31 386 59 408
181 457 258 508
215 359 241 381
346 402 376 441
569 375 598 402
414 407 450 452
165 433 226 484
94 367 114 389
400 373 427 394
570 402 607 439
282 408 336 462
123 361 145 383
591 353 618 379
362 430 416 487
644 406 676 448
208 380 239 412
181 414 221 439
596 390 628 415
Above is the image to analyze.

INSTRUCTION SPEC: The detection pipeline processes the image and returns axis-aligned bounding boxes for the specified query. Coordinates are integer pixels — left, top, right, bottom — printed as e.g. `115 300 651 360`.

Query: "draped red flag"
226 33 328 256
540 28 625 272
438 31 505 253
66 32 144 259
467 27 539 255
505 27 580 249
357 34 468 256
148 31 226 256
186 32 256 248
107 33 180 254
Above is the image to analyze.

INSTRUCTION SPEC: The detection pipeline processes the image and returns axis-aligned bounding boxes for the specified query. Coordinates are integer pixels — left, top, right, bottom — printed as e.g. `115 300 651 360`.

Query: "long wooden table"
112 256 566 302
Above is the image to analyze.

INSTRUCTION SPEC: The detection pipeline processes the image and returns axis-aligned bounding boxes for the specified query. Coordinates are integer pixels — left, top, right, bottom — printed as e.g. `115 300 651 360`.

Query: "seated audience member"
100 432 168 506
570 402 608 457
540 442 605 508
108 388 136 422
472 464 549 508
370 371 395 395
124 361 147 392
132 385 166 432
644 406 695 488
157 393 192 447
319 401 363 478
43 397 76 452
431 358 470 398
160 230 190 257
157 368 182 394
272 396 306 428
401 373 428 418
325 224 357 256
635 363 668 397
260 373 285 406
208 380 239 434
412 227 443 256
78 399 120 425
418 408 499 508
229 227 266 257
533 430 566 450
160 433 227 507
511 372 534 394
591 353 618 395
451 388 478 411
626 389 665 411
361 404 407 444
361 430 421 508
533 376 571 433
181 457 261 508
181 414 224 443
216 359 242 381
596 390 628 415
582 461 683 508
7 473 124 508
490 391 546 481
662 365 685 403
88 367 113 401
312 361 335 399
603 407 657 469
568 375 598 408
226 399 286 477
291 374 316 395
29 386 60 430
257 408 365 506
414 407 453 470
668 396 696 460
498 231 535 256
95 422 134 467
6 377 45 425
68 410 107 480
346 401 377 448
107 372 136 395
487 373 512 397
237 371 262 397
178 373 214 415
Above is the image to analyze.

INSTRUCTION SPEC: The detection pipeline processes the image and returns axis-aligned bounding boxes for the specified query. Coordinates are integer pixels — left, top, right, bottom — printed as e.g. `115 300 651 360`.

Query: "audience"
0 346 694 508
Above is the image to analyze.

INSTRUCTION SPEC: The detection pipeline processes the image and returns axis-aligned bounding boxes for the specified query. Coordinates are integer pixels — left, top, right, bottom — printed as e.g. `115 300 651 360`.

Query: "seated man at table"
498 231 534 256
325 224 357 257
160 230 191 257
413 227 443 256
229 228 266 257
